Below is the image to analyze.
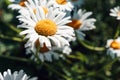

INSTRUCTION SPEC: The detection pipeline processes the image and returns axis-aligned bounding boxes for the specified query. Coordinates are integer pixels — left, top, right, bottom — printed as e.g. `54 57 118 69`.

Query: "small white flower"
106 37 120 58
48 0 73 11
18 0 49 16
110 6 120 20
8 0 49 11
18 0 51 18
67 8 96 39
0 69 37 80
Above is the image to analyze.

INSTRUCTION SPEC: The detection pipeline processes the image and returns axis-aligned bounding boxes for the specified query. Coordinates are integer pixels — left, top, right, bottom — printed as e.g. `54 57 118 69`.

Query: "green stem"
114 22 120 39
0 55 32 63
8 24 21 34
0 34 22 42
78 39 105 51
1 20 21 34
97 57 119 72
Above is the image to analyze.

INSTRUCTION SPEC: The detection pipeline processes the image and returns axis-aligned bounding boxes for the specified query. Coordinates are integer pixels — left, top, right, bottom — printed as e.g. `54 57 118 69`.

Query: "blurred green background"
0 0 120 80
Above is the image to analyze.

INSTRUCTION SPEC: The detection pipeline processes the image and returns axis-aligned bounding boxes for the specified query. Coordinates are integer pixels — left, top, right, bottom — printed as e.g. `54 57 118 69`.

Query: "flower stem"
8 24 21 34
0 20 21 34
0 55 32 63
114 22 120 39
78 39 105 51
0 34 22 42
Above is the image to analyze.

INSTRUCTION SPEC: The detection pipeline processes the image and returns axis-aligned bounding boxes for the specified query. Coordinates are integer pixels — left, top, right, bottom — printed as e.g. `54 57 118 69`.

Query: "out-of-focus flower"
67 9 96 39
106 37 120 58
0 69 37 80
48 0 73 11
8 0 50 11
26 45 71 62
18 0 50 17
8 0 27 10
26 46 60 62
110 6 120 20
26 39 72 62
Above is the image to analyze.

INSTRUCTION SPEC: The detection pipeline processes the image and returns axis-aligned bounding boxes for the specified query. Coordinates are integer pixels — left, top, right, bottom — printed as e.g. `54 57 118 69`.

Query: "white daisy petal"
0 69 37 80
110 6 120 20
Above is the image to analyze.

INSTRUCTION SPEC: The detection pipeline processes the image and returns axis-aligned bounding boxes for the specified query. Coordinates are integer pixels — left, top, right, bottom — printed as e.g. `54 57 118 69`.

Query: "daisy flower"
18 5 75 59
18 0 51 18
8 0 27 10
110 6 120 20
67 8 96 39
0 69 37 80
18 0 62 20
8 0 49 11
48 0 74 11
106 37 120 58
24 0 50 13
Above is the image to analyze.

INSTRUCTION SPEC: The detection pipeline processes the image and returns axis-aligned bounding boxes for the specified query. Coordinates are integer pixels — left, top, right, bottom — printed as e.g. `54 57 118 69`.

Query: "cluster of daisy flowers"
8 0 96 62
0 69 37 80
105 6 120 58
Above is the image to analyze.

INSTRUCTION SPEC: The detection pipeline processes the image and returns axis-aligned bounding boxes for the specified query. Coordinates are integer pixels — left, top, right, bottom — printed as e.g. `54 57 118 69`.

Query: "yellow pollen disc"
67 19 82 30
19 0 27 7
118 12 120 16
42 7 48 14
110 40 120 49
56 0 67 5
35 19 57 36
35 40 49 53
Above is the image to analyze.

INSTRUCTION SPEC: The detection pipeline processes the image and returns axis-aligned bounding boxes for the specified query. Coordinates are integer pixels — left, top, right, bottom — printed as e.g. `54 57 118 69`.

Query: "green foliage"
0 0 120 80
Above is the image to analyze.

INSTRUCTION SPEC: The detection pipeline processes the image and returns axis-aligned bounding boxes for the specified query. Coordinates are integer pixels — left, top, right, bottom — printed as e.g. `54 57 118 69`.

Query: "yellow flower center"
110 40 120 49
35 40 49 53
67 19 82 30
56 0 67 5
35 19 57 36
19 0 27 7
